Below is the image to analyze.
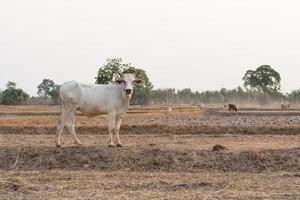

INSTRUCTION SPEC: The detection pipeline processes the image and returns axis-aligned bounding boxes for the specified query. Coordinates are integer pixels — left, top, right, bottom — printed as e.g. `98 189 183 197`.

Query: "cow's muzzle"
125 89 132 95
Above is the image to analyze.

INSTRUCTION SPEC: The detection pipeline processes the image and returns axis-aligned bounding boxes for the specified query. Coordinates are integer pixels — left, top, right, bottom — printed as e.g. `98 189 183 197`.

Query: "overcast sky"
1 0 300 96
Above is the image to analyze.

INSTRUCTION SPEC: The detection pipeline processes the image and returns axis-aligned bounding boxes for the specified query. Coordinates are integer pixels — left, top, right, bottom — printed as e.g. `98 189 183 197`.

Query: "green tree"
95 58 126 84
178 88 193 103
287 89 300 104
95 58 153 104
242 65 281 95
6 81 16 88
1 82 29 105
48 84 60 104
37 79 57 104
37 79 55 100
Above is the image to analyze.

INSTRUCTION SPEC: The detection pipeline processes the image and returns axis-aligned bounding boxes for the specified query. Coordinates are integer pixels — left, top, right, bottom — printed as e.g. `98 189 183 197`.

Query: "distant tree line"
0 80 60 105
147 65 299 105
94 59 291 105
1 60 300 105
148 87 286 105
287 89 300 104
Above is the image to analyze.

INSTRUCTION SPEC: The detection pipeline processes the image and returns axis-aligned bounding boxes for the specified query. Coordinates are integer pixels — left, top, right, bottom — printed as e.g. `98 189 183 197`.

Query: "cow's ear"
114 79 125 84
134 79 144 86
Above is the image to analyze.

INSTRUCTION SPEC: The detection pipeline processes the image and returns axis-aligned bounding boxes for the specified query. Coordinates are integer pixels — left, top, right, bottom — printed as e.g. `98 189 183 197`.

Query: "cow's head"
114 73 144 96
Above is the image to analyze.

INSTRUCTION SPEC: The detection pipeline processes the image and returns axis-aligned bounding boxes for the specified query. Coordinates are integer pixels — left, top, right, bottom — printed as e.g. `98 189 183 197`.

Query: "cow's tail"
58 95 62 116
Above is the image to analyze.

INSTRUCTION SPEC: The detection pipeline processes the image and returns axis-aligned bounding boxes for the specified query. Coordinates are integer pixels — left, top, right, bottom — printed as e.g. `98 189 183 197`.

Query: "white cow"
56 73 144 147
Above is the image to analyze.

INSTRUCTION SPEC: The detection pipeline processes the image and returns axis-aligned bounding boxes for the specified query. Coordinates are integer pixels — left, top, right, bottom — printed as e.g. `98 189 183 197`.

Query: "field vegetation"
0 105 299 199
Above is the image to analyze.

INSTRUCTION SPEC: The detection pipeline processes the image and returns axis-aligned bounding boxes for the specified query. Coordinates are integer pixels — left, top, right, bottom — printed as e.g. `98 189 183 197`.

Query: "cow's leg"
56 109 66 147
108 112 116 147
115 116 122 147
66 107 82 146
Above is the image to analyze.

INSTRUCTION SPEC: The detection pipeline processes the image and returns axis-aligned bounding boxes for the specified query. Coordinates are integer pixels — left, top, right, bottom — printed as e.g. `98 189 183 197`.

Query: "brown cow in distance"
223 104 238 112
281 103 290 110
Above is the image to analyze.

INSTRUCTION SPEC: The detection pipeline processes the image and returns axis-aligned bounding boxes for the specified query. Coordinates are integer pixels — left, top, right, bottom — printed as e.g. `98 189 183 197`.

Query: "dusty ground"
2 171 299 200
0 105 300 199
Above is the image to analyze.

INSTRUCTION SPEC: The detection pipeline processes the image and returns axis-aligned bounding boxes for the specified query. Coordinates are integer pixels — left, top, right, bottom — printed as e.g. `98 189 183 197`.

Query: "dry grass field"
0 105 299 199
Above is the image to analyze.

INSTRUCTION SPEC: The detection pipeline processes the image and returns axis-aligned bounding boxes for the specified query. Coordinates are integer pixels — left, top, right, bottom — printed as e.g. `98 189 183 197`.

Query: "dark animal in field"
228 104 238 112
212 144 228 151
223 104 238 112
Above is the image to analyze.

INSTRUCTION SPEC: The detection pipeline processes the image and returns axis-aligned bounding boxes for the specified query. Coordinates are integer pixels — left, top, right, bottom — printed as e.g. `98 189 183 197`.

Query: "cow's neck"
121 92 132 109
125 94 131 108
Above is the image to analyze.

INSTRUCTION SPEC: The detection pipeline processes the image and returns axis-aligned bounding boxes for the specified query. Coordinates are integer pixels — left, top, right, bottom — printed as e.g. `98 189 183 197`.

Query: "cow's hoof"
56 144 61 148
116 144 123 147
108 144 114 148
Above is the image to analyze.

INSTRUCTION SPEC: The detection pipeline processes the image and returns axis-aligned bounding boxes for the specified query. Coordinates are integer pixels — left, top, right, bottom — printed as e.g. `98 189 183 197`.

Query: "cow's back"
59 81 125 114
59 81 84 104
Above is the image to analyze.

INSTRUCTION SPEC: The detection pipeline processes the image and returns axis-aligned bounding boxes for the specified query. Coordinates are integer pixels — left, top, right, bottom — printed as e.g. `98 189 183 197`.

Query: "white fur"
56 73 143 147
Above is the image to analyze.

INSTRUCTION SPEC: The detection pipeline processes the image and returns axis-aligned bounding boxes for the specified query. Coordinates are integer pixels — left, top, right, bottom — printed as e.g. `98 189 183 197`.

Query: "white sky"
1 0 300 96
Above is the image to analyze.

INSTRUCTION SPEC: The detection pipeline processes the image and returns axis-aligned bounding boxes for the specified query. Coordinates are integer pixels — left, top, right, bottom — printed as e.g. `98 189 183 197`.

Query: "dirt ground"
0 105 300 199
2 171 299 200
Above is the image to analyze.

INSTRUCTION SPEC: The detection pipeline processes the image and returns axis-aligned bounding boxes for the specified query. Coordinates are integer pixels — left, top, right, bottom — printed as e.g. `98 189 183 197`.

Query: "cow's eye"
115 79 126 84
